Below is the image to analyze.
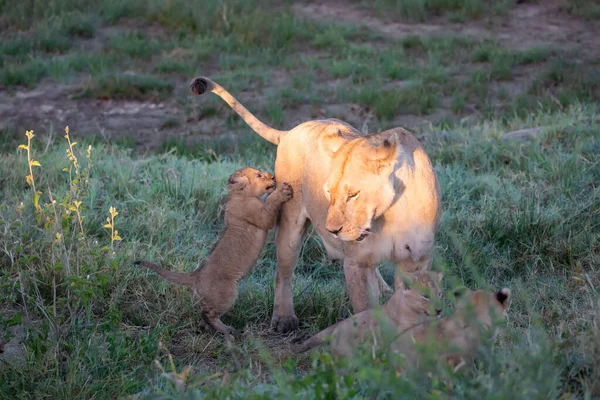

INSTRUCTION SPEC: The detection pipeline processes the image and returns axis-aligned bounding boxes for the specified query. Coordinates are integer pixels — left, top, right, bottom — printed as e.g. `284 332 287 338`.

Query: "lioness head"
228 168 276 197
323 135 399 242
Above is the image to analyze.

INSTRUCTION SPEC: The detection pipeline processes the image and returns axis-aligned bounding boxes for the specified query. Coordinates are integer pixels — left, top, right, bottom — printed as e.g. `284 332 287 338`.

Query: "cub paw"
277 182 294 202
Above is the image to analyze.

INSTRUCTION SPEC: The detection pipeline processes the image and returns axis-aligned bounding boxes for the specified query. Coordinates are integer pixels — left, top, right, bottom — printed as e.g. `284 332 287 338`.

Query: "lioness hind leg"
271 202 309 333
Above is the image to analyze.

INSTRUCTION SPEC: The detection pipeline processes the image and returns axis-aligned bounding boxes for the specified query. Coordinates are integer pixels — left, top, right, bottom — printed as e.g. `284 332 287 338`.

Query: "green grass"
55 11 97 38
1 105 598 398
0 59 48 87
561 0 600 20
77 73 174 100
107 31 167 59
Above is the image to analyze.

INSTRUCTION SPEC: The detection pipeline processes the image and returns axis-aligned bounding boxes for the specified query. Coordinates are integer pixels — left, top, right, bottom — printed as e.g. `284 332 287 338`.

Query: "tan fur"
294 287 510 368
190 77 442 333
135 168 293 337
293 272 444 357
426 288 510 368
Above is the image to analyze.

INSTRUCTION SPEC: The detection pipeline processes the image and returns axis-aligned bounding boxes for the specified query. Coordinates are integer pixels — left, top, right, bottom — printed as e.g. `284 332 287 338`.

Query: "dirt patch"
0 80 185 147
2 73 425 151
292 1 600 57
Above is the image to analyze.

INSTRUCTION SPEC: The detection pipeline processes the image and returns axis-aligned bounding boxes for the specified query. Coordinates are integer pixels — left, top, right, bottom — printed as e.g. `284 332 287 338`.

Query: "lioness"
190 77 442 333
135 167 293 336
294 287 510 368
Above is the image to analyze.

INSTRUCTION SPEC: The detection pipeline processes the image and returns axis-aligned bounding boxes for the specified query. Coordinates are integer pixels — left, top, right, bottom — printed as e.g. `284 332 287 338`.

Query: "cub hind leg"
197 281 238 337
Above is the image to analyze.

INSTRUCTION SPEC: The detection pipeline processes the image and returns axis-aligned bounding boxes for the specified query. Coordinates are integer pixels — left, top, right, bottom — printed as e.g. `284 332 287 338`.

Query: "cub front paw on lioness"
135 167 293 337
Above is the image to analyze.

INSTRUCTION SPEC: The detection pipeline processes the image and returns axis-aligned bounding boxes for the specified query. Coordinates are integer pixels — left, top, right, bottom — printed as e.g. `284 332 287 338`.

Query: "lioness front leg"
343 260 381 313
271 199 309 333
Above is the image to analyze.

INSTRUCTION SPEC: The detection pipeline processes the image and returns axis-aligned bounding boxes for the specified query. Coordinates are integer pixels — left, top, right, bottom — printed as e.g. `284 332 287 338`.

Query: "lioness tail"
134 260 195 287
189 76 287 145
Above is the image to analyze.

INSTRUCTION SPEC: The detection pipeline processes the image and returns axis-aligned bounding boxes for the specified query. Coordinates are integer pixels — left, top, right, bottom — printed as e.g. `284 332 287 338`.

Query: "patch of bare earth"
0 81 182 147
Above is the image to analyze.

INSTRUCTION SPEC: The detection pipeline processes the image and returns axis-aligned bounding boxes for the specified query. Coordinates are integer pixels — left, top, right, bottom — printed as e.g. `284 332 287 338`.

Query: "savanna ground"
0 0 599 398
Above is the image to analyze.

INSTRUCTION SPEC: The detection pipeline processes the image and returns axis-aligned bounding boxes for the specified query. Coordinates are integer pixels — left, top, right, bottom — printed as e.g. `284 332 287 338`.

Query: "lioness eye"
257 173 263 178
346 192 359 202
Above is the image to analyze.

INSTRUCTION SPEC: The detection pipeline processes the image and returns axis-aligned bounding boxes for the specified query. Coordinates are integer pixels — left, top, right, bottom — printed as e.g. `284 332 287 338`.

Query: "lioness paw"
271 314 299 333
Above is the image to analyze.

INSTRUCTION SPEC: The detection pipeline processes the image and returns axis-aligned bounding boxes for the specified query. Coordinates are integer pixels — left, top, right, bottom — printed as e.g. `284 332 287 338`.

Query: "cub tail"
291 324 338 354
134 260 195 287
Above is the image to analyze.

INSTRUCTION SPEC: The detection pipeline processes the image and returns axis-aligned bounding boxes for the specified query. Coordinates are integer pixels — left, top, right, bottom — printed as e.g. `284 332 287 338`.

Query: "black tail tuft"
190 77 209 95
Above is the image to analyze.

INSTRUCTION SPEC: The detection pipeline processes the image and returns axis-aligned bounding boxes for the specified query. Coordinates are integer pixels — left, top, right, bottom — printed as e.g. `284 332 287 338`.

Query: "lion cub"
294 285 510 368
293 271 443 356
135 167 293 336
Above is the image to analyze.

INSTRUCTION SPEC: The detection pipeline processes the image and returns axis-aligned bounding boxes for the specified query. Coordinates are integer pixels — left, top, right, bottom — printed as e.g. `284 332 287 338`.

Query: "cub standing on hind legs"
135 167 293 337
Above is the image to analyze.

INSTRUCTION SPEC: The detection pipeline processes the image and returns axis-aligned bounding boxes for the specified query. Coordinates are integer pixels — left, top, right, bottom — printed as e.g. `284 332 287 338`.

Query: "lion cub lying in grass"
294 284 510 368
135 167 293 337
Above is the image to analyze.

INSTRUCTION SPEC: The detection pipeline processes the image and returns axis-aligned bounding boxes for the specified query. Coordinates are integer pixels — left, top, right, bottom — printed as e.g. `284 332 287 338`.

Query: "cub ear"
495 288 511 309
452 286 468 299
435 272 444 283
227 174 249 192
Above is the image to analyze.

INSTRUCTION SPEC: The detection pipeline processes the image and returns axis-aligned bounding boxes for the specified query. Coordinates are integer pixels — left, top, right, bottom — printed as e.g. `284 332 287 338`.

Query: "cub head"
228 168 276 198
323 134 399 242
400 271 444 316
442 288 510 368
452 287 511 329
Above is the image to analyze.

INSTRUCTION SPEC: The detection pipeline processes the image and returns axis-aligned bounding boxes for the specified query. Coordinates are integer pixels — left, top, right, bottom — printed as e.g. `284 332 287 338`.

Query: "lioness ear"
370 133 398 162
495 288 510 309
